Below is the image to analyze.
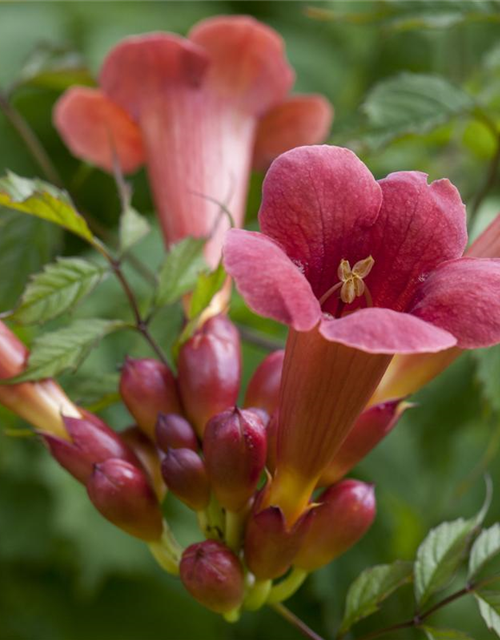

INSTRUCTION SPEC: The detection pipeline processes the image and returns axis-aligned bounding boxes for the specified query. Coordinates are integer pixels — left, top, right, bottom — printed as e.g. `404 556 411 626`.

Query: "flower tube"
224 145 500 523
54 16 333 268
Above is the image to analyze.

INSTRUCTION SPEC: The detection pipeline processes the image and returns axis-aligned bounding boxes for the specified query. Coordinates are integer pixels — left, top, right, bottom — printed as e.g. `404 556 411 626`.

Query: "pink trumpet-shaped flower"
224 145 500 523
54 16 333 267
0 321 80 437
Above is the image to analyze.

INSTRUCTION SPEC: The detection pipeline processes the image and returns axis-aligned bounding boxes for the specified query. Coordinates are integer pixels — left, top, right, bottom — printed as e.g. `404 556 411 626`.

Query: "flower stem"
225 507 248 552
267 567 308 604
271 603 325 640
244 579 272 611
148 522 183 576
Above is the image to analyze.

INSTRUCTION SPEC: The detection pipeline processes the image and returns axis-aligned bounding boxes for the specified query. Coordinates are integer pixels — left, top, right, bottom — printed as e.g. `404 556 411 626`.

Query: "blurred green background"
1 1 500 639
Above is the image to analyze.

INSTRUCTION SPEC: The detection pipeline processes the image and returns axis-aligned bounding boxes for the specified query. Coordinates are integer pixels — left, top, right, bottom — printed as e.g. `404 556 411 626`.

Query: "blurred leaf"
155 237 206 307
423 627 475 640
7 318 126 382
63 371 120 409
484 43 500 71
0 172 94 242
339 561 413 633
119 206 150 255
16 43 95 91
473 346 500 413
188 262 226 319
469 525 500 580
415 519 477 606
9 256 107 324
363 73 474 147
476 590 500 636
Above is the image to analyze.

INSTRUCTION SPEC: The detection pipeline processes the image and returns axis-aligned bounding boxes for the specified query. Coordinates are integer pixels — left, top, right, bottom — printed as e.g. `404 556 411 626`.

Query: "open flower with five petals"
224 145 500 523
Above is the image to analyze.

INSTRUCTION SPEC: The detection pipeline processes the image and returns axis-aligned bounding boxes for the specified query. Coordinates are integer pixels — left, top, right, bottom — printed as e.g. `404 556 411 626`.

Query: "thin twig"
237 324 285 352
271 603 326 640
0 92 63 186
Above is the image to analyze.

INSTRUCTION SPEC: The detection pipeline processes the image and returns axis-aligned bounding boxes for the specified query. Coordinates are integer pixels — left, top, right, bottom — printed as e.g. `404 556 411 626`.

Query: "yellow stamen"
338 256 374 305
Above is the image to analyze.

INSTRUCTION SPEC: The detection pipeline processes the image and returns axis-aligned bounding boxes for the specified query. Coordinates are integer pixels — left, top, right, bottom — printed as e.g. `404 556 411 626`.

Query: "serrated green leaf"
423 626 475 640
9 257 107 325
189 263 226 319
17 43 95 90
155 237 207 307
415 519 476 606
469 525 500 580
0 172 94 242
363 73 474 147
473 345 500 412
6 319 125 382
340 561 413 633
119 206 150 254
476 590 500 636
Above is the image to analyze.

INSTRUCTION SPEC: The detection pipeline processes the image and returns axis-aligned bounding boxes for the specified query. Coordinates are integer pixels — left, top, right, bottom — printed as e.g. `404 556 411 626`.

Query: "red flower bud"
294 480 376 572
155 413 198 452
244 349 284 416
177 314 241 436
244 504 313 580
161 448 210 511
180 540 244 614
121 425 166 500
87 458 163 541
119 357 181 439
318 400 411 486
42 415 139 484
203 408 267 512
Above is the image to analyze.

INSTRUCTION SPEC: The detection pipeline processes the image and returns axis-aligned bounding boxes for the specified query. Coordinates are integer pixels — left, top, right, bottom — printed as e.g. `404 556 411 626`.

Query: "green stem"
148 522 183 576
268 567 308 604
271 603 325 640
225 507 248 552
244 579 272 611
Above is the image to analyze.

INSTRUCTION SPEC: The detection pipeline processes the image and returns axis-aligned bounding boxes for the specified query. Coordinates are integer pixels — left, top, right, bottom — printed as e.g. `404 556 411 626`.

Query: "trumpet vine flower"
54 16 333 267
224 145 500 523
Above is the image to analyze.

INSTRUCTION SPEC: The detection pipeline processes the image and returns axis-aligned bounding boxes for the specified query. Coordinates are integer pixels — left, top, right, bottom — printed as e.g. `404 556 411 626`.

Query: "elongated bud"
87 458 163 541
318 400 411 486
42 415 139 484
121 425 166 500
119 357 181 439
294 480 376 572
177 314 241 436
161 448 210 511
203 408 266 512
180 540 244 614
244 504 313 580
244 350 284 416
155 413 198 452
265 412 279 473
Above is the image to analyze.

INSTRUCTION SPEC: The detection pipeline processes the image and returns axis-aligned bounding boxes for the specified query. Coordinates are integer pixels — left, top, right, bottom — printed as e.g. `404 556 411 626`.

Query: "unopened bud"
294 480 376 572
244 350 284 416
42 415 139 484
177 314 241 436
121 425 166 500
155 413 198 452
161 448 210 511
119 357 181 439
244 504 313 580
318 400 410 486
87 458 163 541
180 540 244 614
203 408 266 512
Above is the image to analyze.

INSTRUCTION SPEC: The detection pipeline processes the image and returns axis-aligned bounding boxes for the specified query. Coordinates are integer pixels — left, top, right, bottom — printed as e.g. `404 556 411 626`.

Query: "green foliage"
423 627 475 640
469 525 500 580
476 591 500 636
189 263 227 319
9 256 107 324
119 206 151 255
155 237 207 307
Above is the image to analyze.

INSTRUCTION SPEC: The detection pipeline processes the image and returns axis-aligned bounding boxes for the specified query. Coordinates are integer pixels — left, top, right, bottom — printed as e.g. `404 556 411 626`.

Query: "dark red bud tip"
119 357 182 439
155 413 198 452
161 448 210 511
244 505 313 580
177 314 241 436
180 540 244 614
244 349 284 416
87 458 163 541
294 479 376 572
318 399 410 486
203 407 267 512
43 415 139 484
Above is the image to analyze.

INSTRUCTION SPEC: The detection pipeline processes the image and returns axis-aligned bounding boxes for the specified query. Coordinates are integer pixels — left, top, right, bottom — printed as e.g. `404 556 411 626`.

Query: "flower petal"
189 15 294 115
467 213 500 258
320 308 456 354
259 145 382 298
100 33 209 120
53 87 145 174
365 172 467 310
223 229 321 331
410 257 500 348
252 95 334 171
